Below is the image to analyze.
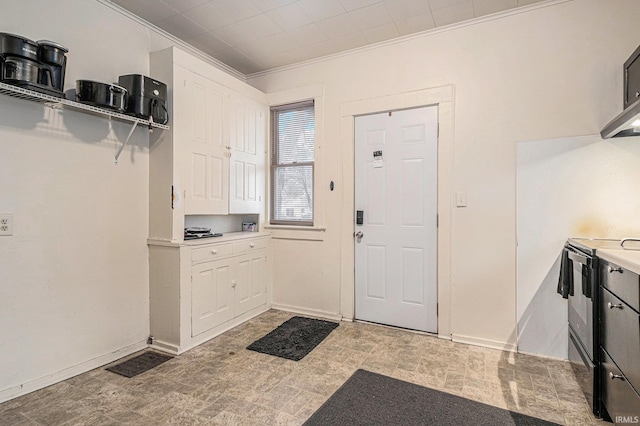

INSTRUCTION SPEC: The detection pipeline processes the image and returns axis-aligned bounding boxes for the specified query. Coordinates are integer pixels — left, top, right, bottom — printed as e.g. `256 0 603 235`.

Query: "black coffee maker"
0 33 68 98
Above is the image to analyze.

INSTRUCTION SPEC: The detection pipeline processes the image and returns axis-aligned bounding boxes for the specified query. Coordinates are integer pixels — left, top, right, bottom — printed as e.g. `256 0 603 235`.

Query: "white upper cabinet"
229 91 266 214
174 65 230 215
149 47 267 241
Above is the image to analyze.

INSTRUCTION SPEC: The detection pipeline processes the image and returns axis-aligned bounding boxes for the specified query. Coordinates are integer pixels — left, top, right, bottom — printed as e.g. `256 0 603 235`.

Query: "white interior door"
354 106 438 333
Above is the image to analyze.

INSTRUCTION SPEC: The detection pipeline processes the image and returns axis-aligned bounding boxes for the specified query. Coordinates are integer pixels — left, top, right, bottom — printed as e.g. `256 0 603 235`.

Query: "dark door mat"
304 369 561 426
246 316 339 361
105 351 173 378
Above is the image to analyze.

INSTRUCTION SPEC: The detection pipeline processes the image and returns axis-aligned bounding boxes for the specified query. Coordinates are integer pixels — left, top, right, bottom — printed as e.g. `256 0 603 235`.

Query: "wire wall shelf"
0 81 170 163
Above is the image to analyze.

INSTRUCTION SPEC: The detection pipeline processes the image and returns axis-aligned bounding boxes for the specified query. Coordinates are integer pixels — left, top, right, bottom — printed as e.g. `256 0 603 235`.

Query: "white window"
270 100 315 226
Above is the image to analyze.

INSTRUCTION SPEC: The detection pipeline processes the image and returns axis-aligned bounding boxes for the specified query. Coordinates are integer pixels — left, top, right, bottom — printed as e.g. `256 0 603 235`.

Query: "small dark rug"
304 369 561 426
106 351 173 378
246 316 339 361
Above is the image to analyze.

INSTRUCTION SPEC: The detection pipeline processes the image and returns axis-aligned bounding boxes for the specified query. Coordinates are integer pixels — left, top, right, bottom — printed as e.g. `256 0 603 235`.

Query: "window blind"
271 101 315 225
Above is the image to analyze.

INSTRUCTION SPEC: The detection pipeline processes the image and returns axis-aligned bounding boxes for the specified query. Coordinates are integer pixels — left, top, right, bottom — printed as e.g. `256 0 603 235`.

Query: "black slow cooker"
76 80 128 112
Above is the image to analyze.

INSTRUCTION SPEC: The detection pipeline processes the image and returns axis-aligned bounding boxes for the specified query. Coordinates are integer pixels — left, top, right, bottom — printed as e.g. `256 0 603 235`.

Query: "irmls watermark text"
616 416 640 424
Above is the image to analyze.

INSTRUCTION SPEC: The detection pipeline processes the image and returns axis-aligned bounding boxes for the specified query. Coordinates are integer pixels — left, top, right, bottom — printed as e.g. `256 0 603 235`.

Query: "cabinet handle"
608 266 623 274
608 302 624 310
249 243 255 248
609 372 625 380
232 280 237 288
211 249 218 255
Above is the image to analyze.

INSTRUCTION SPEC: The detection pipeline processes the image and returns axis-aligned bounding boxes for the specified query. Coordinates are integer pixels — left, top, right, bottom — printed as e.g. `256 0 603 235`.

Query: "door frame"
339 85 454 339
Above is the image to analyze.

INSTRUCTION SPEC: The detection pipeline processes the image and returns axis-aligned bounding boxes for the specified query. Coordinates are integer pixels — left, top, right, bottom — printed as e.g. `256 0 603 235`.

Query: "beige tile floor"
0 310 606 425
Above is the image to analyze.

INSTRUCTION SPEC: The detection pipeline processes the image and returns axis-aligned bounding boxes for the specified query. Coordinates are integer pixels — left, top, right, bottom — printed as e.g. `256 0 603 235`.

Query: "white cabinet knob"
211 249 218 255
249 243 255 248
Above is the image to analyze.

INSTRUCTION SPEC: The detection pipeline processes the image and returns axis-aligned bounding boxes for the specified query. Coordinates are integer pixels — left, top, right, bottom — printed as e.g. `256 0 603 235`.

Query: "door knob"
354 231 364 239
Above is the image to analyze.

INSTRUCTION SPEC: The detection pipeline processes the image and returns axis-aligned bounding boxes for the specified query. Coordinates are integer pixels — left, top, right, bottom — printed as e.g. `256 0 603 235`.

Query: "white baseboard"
451 333 518 352
151 305 270 356
271 303 342 322
516 349 567 361
149 339 180 355
0 340 147 404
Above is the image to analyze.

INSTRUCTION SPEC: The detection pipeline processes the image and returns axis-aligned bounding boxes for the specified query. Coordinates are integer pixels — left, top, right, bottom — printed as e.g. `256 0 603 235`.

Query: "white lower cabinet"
234 251 267 315
191 258 234 337
149 234 271 354
191 248 267 338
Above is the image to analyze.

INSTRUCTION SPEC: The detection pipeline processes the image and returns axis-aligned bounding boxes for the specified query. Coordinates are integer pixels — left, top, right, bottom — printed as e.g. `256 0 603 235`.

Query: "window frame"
270 100 315 227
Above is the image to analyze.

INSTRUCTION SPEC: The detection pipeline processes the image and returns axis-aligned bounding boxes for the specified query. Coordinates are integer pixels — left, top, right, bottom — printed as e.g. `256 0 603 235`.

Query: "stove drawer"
600 287 640 394
600 260 639 312
601 348 640 423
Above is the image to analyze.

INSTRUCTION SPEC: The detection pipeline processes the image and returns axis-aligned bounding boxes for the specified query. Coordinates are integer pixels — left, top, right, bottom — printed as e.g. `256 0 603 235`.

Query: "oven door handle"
567 249 589 266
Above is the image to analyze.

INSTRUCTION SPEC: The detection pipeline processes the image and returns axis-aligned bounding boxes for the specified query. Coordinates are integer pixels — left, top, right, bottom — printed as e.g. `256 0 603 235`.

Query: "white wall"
0 0 234 401
248 0 640 352
517 135 640 359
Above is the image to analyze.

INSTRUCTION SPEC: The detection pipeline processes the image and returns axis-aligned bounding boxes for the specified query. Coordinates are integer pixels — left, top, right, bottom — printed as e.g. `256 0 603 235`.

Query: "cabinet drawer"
600 260 640 311
192 243 233 263
233 238 267 254
601 348 640 423
601 287 640 393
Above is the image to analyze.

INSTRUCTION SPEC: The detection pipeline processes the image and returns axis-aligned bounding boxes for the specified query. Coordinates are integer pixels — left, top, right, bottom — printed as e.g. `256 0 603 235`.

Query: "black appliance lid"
37 40 68 52
0 32 37 45
76 80 128 91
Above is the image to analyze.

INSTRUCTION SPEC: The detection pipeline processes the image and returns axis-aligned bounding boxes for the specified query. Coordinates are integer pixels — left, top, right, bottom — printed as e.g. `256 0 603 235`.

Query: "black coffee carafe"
37 40 67 93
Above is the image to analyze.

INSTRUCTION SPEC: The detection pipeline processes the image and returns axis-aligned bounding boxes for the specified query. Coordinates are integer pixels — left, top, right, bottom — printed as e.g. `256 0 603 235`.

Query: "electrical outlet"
0 214 13 236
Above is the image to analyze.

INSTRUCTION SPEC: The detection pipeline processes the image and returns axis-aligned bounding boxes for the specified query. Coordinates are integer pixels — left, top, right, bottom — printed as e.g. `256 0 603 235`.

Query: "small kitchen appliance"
601 44 640 138
184 227 222 240
0 33 68 97
75 80 128 112
117 74 168 124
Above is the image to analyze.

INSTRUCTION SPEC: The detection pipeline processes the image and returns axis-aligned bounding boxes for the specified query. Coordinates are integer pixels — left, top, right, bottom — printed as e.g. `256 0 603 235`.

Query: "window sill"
264 225 326 241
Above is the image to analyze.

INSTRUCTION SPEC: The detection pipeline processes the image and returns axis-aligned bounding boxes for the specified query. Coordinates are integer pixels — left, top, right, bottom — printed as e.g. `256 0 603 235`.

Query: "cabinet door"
175 65 229 215
229 93 265 214
234 251 267 315
191 259 234 336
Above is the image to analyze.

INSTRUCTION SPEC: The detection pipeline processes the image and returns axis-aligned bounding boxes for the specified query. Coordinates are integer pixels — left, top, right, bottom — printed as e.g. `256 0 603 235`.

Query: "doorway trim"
339 85 454 339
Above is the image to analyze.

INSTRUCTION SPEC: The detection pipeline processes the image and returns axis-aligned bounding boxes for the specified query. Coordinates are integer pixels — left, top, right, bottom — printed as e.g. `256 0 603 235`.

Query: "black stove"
561 237 627 418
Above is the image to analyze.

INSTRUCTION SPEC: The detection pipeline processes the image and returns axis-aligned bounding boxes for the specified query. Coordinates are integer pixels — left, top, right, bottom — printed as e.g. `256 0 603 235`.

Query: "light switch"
456 192 467 207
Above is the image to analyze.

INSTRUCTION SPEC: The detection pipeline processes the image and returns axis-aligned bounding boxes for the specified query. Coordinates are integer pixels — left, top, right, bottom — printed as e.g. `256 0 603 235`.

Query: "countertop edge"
598 248 640 275
148 231 271 247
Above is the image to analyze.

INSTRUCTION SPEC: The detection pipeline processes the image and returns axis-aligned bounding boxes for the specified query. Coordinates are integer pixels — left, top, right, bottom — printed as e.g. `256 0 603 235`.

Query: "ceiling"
110 0 546 75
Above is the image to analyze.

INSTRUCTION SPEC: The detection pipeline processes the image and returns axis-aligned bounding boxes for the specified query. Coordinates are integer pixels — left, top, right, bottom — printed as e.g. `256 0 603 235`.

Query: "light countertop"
598 248 640 275
148 231 271 247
